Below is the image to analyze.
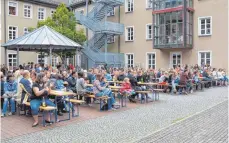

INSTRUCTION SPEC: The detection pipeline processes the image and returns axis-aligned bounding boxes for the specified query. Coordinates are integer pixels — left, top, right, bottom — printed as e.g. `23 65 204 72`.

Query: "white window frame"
146 0 153 9
52 56 59 67
23 4 32 18
107 7 115 16
198 51 212 66
37 54 48 65
7 53 17 70
67 57 74 65
8 26 18 40
8 1 18 16
51 9 55 16
146 23 153 40
24 27 29 35
170 52 182 68
125 53 134 68
146 52 156 69
198 16 212 36
38 7 46 20
125 26 134 42
125 0 134 13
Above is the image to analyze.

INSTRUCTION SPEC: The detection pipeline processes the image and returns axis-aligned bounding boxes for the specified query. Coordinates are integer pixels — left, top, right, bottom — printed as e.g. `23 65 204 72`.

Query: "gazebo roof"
2 25 82 51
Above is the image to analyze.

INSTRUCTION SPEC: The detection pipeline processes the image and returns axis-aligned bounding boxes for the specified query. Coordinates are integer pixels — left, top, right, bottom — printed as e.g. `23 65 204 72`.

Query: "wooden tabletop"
86 84 93 87
50 90 76 96
106 81 124 83
137 82 158 85
108 86 122 89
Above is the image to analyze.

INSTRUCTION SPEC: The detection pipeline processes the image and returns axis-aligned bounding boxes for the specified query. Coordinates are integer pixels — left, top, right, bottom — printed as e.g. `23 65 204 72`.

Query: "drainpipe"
183 0 187 48
118 6 120 54
86 0 89 68
4 0 7 65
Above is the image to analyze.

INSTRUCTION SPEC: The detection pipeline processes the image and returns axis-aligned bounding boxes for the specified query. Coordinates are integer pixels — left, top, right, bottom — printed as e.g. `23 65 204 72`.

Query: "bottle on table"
42 97 47 107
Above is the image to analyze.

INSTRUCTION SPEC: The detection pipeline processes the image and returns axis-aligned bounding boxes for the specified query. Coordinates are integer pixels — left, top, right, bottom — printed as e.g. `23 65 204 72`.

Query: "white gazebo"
2 25 83 67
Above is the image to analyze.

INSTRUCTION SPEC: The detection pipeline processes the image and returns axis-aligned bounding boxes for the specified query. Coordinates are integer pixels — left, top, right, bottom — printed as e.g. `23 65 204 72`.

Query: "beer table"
50 90 77 122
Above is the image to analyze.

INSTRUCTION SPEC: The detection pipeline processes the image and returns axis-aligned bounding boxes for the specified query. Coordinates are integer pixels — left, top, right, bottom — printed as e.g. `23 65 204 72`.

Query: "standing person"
1 74 17 117
179 70 190 94
1 72 5 109
30 73 55 127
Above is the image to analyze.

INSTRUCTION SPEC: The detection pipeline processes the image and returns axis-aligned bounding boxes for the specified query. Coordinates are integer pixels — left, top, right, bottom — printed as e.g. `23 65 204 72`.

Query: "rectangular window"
8 54 17 70
125 26 134 41
52 57 58 67
8 26 17 40
38 7 45 20
8 1 18 16
24 4 32 18
107 7 115 16
126 54 134 68
198 16 212 36
37 54 47 64
125 0 134 12
198 51 211 66
24 27 29 34
147 53 156 69
107 35 115 44
146 0 153 9
146 24 152 39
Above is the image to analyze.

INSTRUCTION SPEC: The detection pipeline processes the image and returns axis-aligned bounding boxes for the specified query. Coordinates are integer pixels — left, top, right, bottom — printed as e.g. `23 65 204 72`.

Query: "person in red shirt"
69 64 74 71
120 78 135 96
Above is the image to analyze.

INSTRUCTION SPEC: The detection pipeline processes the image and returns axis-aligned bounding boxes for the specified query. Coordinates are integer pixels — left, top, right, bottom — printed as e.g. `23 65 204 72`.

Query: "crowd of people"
0 62 228 127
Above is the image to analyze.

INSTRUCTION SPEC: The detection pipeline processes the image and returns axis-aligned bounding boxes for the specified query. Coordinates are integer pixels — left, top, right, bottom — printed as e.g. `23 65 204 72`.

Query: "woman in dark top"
30 73 55 127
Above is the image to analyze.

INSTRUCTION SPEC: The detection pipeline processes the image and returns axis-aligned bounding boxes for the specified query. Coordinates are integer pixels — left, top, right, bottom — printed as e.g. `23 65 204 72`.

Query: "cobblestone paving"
2 87 228 143
135 100 228 143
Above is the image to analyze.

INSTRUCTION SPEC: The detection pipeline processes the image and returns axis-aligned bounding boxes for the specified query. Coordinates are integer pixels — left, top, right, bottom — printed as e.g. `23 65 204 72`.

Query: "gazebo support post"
17 47 19 67
75 49 78 71
49 48 52 67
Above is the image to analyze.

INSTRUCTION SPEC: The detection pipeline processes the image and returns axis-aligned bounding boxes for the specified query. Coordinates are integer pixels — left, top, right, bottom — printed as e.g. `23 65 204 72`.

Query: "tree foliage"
34 3 86 63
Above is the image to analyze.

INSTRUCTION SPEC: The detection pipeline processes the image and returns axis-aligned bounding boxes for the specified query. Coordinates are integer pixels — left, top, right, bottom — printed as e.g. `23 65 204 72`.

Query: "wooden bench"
135 90 151 103
24 102 56 127
84 94 112 111
152 89 163 100
64 99 85 117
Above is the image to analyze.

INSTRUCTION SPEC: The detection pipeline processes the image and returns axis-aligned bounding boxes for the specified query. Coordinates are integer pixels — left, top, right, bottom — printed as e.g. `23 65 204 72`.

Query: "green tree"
34 3 86 64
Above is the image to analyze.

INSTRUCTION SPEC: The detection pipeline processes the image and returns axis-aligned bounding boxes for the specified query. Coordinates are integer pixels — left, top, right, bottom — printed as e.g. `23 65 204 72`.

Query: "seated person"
66 71 77 93
120 78 135 96
30 73 55 127
1 74 17 117
54 74 66 115
193 71 203 90
202 68 212 88
77 72 91 105
93 74 117 110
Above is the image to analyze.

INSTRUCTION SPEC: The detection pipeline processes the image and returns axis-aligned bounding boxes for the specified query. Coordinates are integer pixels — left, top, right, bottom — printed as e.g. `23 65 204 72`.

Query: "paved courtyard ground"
1 87 228 143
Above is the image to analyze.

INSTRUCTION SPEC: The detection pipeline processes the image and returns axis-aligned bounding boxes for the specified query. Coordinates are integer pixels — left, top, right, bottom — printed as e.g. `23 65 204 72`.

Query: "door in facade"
170 52 182 68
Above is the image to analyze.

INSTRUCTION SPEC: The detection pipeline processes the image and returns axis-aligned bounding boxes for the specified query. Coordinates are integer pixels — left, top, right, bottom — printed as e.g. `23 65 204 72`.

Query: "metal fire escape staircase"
75 0 125 67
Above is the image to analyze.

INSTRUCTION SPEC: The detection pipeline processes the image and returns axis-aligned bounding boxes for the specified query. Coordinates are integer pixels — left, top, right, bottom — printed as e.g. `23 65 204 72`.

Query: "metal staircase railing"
74 0 125 67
